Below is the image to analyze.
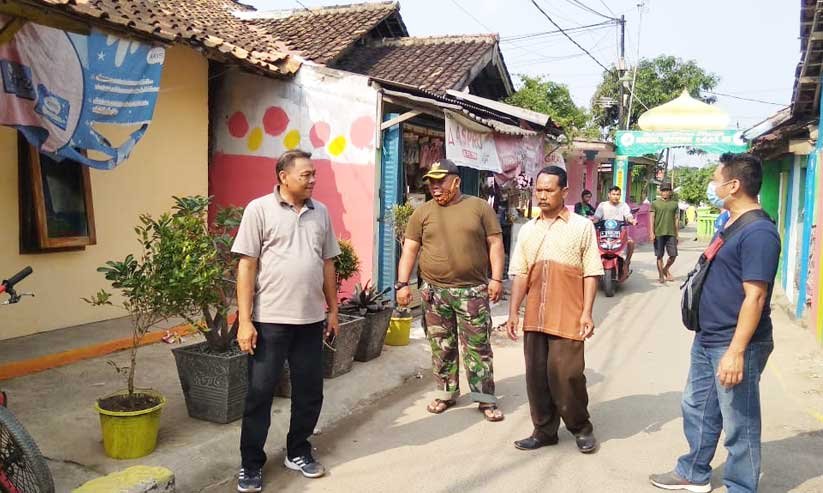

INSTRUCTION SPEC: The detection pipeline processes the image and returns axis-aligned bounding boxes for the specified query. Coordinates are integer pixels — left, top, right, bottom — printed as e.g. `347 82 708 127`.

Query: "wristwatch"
394 281 409 290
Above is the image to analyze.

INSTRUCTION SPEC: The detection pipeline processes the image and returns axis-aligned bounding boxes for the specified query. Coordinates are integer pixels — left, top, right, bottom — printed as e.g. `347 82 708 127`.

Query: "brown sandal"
479 404 504 422
426 399 456 414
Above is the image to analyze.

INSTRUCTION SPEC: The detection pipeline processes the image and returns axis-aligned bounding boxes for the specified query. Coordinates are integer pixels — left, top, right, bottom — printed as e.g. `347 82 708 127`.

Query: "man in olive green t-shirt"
650 183 680 283
396 159 506 422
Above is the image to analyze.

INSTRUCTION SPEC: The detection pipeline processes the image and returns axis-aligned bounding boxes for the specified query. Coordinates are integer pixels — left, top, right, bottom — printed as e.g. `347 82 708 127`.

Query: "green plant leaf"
334 239 360 283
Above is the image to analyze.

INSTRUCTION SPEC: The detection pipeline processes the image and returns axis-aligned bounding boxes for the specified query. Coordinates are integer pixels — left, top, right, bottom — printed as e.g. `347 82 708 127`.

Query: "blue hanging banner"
0 16 165 169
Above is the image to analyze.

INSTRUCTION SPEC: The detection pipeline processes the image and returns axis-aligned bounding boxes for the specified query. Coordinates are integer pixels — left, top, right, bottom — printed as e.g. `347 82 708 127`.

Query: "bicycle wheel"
0 406 54 493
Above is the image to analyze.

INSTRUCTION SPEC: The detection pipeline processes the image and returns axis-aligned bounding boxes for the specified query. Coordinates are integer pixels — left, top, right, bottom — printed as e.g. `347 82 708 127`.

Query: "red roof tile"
23 0 299 76
331 35 500 94
245 1 406 64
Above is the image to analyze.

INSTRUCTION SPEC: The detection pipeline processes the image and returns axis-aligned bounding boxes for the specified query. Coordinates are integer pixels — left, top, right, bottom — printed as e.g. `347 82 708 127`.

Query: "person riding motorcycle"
593 186 637 276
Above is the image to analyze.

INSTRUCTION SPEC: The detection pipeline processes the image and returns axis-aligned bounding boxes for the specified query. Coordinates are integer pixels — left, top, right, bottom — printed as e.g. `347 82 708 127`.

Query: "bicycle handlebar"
1 266 33 294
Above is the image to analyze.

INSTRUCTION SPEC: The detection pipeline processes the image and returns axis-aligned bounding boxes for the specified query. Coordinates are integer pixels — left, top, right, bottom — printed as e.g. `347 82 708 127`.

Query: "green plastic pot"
95 389 165 459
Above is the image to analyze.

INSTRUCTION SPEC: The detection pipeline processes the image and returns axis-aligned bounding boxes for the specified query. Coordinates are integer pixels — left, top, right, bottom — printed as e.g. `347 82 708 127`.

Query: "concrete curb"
73 466 174 493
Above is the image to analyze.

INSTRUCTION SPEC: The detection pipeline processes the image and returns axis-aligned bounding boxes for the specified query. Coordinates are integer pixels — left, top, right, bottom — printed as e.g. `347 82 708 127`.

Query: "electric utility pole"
617 15 627 129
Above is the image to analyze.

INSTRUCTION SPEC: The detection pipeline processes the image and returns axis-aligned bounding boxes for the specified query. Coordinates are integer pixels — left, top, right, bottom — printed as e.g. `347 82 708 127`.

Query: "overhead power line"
530 0 614 74
508 29 613 65
597 0 617 17
501 21 615 42
449 0 494 32
705 91 787 106
562 0 617 20
503 26 614 53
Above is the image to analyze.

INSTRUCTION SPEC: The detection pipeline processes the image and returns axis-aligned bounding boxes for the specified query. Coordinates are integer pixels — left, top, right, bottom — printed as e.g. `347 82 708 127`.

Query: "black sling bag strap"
680 209 771 332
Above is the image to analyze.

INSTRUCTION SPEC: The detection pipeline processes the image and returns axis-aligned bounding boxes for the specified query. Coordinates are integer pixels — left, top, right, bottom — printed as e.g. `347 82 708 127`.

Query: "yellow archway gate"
613 89 748 198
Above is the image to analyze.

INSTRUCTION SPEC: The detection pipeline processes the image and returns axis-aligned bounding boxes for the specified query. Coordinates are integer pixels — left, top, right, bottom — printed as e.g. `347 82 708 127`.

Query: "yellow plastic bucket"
385 315 412 346
95 389 165 459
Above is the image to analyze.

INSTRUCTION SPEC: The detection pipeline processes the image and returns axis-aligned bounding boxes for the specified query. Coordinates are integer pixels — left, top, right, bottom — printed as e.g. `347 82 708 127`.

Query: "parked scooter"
594 219 632 297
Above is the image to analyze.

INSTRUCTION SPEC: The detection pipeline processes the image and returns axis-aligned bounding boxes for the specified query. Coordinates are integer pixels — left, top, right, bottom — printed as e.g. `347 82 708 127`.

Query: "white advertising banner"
444 110 502 172
543 146 566 170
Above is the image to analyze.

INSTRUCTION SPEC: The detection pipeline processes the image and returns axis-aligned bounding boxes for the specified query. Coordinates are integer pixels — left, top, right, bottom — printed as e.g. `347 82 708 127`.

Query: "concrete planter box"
353 308 392 362
171 342 247 424
323 313 365 378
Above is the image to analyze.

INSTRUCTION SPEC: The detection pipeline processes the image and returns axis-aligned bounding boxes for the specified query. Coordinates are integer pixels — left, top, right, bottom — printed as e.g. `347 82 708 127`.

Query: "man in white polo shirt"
593 185 637 275
232 149 341 492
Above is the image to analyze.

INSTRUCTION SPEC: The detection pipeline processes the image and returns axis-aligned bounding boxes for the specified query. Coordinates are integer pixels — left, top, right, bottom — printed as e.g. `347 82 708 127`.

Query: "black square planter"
172 341 247 424
323 313 365 378
353 308 392 362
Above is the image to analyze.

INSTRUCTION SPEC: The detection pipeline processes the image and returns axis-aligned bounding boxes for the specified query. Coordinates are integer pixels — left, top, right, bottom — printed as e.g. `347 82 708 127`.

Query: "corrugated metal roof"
382 88 539 136
376 78 561 135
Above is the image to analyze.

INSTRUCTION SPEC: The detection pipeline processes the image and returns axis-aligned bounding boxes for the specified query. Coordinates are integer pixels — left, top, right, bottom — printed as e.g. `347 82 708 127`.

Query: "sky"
247 0 799 160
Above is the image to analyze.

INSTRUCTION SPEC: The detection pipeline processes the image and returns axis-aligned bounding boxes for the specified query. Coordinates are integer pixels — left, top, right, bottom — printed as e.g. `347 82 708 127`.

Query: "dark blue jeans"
240 322 324 471
675 340 773 493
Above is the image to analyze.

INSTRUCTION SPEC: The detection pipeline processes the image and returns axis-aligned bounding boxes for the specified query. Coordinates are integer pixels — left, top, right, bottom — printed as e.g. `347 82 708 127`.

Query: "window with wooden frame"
18 134 96 252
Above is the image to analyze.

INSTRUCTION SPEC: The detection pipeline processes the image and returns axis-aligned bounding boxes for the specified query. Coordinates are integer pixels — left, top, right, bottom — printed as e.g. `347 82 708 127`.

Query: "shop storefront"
376 82 560 292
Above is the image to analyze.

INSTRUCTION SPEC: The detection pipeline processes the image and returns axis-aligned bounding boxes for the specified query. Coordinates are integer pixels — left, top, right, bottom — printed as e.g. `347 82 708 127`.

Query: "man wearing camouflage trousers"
396 159 506 422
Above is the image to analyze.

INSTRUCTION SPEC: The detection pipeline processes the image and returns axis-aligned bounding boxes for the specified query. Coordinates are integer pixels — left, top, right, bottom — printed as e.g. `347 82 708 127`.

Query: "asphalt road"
211 230 823 493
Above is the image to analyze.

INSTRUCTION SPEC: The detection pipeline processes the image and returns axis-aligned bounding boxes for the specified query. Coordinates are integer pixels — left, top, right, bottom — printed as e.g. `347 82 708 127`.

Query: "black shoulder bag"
680 209 771 332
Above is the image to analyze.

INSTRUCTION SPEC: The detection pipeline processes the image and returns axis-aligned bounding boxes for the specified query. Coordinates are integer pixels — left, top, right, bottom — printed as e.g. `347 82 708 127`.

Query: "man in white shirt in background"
593 186 638 275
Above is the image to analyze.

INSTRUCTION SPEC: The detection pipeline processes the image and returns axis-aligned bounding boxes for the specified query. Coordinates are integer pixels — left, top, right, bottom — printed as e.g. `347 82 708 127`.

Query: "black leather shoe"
575 433 598 454
514 435 558 450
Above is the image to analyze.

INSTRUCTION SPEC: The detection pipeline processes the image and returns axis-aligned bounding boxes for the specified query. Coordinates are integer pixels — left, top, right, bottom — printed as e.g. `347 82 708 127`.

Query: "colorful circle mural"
262 106 289 137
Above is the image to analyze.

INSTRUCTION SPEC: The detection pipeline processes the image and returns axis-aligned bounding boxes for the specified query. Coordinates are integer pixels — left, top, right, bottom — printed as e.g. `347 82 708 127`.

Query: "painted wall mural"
214 66 376 165
211 66 379 292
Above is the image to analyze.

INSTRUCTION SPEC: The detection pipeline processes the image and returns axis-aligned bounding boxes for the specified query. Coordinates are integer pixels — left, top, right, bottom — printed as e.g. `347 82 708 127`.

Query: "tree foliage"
86 196 244 400
506 75 599 140
390 203 414 245
675 165 716 205
334 239 360 288
591 55 720 130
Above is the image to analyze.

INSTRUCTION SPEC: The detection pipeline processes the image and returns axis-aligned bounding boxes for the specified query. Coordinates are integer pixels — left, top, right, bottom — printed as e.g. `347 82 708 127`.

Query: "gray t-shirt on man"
231 187 341 325
593 201 634 222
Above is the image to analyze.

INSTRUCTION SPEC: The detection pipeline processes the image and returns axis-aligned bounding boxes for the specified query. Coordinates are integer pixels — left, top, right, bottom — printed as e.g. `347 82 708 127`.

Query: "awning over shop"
377 80 557 177
381 89 540 137
446 89 551 127
743 106 792 142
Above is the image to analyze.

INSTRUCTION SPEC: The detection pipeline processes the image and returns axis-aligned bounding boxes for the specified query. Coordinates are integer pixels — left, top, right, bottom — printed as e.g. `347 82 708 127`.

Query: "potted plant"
85 252 172 458
95 195 247 425
334 238 360 289
324 239 365 378
389 201 417 292
342 280 392 362
387 202 420 340
390 203 414 246
150 196 248 424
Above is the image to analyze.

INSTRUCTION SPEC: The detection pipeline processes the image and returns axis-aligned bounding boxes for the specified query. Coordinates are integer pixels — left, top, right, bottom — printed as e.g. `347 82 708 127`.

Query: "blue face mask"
706 181 725 209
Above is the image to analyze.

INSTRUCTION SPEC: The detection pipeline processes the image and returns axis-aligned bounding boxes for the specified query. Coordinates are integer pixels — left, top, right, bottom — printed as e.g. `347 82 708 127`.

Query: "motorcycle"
594 219 632 297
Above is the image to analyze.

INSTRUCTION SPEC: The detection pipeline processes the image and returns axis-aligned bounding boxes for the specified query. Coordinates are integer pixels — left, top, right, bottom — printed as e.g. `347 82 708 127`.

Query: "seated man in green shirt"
649 183 680 283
